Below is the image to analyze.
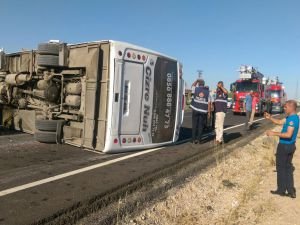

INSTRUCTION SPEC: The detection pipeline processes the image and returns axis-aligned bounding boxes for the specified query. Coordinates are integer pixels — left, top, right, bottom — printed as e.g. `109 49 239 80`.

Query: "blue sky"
1 0 299 98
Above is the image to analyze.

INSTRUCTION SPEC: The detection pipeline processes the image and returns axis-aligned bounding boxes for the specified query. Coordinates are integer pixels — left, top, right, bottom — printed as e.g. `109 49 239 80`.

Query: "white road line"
224 117 264 131
0 114 280 197
0 147 164 197
224 114 279 131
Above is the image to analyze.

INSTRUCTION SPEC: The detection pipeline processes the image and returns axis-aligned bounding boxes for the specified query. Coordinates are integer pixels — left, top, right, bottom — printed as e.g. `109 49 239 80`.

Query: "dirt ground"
121 123 300 225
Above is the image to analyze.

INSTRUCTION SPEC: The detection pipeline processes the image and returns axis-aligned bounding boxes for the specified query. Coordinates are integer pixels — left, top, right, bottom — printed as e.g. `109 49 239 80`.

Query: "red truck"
265 79 286 113
230 65 266 115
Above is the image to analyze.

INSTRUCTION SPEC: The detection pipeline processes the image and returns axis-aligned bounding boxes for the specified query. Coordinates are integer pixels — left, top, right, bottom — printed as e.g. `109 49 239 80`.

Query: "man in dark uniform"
190 79 210 144
265 100 299 198
203 85 210 131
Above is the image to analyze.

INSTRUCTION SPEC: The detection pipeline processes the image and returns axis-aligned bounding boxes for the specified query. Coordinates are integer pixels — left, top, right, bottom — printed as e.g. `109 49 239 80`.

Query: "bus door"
120 62 143 134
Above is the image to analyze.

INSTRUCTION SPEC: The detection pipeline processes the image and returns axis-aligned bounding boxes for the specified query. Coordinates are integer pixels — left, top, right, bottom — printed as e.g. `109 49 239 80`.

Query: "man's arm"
266 126 294 139
219 86 228 94
207 100 211 118
264 112 285 125
192 80 198 87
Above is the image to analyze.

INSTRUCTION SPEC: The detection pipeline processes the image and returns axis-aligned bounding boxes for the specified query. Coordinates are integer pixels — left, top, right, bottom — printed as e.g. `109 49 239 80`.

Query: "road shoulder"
119 126 300 225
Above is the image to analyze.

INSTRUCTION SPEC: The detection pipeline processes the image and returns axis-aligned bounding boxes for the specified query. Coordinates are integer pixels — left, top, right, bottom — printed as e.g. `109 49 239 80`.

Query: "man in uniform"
190 79 210 144
265 100 299 198
203 85 210 131
214 81 228 144
209 90 216 130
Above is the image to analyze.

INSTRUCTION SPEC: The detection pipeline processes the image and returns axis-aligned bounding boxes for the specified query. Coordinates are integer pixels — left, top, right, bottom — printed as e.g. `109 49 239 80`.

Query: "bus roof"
4 40 179 63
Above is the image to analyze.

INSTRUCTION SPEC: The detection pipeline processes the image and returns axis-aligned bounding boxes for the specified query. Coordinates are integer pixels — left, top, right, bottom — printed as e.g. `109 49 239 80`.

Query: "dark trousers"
276 143 296 193
192 110 206 142
244 110 251 130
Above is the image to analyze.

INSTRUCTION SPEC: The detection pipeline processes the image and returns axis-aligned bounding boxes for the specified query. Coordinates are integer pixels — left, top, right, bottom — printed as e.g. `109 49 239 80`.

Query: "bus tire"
38 43 60 55
35 119 64 131
37 55 59 66
34 130 57 143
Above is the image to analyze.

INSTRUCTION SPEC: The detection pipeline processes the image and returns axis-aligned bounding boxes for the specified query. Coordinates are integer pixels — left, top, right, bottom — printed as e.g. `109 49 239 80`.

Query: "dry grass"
121 129 282 225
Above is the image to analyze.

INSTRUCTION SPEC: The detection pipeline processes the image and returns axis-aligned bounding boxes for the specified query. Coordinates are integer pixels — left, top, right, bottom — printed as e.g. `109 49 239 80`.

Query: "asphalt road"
0 110 278 225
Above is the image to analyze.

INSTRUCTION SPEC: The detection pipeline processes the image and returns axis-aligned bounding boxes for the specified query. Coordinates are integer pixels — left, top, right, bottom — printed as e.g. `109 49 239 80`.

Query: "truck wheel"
35 119 64 131
37 55 59 66
34 130 57 143
38 43 59 55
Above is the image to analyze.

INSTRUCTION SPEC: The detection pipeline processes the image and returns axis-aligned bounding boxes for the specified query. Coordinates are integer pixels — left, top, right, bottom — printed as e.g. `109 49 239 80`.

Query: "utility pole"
197 70 203 79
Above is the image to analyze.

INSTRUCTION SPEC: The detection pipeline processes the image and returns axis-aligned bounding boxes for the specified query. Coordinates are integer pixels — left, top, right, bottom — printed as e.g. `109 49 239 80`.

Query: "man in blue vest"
214 81 228 144
190 79 210 144
265 100 299 198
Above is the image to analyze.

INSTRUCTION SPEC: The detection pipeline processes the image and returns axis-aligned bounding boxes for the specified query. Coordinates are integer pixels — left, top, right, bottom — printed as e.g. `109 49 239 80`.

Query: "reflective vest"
215 89 228 113
190 86 209 113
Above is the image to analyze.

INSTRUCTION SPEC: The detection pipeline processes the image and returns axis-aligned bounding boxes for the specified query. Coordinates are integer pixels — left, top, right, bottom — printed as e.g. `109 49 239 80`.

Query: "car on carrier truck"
0 40 185 153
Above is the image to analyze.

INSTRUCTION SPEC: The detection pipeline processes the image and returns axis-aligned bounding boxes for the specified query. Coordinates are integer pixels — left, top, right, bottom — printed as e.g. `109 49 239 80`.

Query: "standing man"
214 81 228 144
244 90 253 130
209 90 216 130
250 92 259 126
265 100 299 198
203 85 210 131
190 79 210 144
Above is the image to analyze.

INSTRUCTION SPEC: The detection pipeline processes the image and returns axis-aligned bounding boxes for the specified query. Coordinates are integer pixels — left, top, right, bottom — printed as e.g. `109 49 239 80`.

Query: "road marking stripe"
224 117 266 131
0 147 164 197
0 114 280 197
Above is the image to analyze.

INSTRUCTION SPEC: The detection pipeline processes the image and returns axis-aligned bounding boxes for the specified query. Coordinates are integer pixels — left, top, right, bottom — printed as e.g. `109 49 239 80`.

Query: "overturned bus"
0 40 185 153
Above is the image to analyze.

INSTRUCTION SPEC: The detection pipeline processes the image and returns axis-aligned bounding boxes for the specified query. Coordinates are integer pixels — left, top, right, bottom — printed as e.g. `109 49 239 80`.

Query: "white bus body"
0 40 185 153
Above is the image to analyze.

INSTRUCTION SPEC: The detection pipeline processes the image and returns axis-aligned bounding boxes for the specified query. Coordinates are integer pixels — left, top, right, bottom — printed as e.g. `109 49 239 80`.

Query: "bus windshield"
236 82 258 92
151 57 178 143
